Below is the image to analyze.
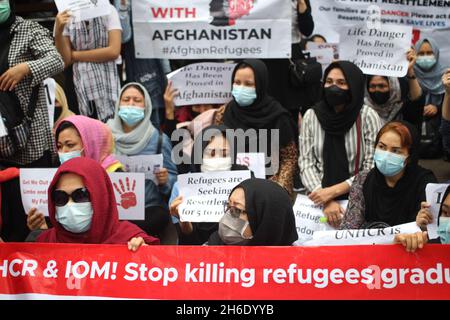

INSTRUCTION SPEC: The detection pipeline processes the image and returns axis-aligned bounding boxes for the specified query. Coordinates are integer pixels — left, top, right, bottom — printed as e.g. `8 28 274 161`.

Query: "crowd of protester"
0 0 449 254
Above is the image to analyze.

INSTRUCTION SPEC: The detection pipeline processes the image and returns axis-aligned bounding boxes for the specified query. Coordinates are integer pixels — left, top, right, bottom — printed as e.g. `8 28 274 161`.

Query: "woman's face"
203 135 230 159
55 173 86 203
368 76 390 93
441 193 450 218
57 127 84 154
120 87 145 109
418 41 434 57
228 188 252 238
233 67 256 88
324 68 349 90
376 130 409 158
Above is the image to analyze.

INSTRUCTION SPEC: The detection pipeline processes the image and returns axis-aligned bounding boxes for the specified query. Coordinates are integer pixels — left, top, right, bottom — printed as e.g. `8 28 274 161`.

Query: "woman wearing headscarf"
299 61 382 228
35 157 159 250
414 37 448 158
394 185 450 252
214 59 298 197
169 124 251 245
55 115 123 172
340 121 437 230
107 82 177 238
207 178 298 246
27 115 124 231
0 0 64 167
364 48 424 130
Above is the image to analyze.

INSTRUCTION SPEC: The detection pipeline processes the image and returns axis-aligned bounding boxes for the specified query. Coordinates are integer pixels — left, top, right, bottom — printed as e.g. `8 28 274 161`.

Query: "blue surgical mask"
0 2 10 24
438 216 450 244
118 106 145 127
416 56 437 70
56 202 93 233
232 85 257 107
374 149 406 177
58 149 82 164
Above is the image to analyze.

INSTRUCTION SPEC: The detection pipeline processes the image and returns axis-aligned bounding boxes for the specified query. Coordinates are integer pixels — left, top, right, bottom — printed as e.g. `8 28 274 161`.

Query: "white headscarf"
107 82 156 155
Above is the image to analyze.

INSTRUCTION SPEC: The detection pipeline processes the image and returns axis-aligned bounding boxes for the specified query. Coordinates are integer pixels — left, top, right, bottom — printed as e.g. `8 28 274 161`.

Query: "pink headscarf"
56 115 120 170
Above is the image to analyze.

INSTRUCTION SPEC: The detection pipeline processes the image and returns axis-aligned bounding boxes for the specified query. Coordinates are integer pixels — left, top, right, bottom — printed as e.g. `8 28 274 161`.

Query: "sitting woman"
55 115 123 172
364 49 424 130
33 157 159 250
340 121 437 230
394 185 450 252
27 115 124 231
299 61 382 227
169 125 251 245
207 178 298 246
107 82 177 237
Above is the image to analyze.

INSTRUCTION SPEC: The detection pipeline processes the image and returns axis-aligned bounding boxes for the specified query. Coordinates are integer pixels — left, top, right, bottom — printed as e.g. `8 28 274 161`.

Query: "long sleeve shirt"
299 105 382 192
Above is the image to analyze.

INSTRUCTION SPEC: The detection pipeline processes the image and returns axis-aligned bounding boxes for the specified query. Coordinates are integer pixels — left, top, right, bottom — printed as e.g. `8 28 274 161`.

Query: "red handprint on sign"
113 177 137 209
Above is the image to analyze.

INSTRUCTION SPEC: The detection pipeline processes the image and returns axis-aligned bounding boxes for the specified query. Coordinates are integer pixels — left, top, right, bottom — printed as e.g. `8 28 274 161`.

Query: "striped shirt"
299 105 382 192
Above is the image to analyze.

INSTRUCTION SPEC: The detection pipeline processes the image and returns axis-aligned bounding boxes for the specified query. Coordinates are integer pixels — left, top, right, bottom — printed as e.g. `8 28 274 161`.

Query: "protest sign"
236 152 266 179
177 170 251 222
338 23 412 77
425 183 449 240
115 154 163 184
303 222 421 246
310 0 450 29
0 243 449 300
20 169 145 220
167 63 235 106
309 0 450 68
54 0 112 21
292 195 348 245
132 0 291 59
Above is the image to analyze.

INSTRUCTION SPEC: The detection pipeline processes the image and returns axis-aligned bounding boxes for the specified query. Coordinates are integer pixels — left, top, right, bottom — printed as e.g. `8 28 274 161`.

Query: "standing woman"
0 0 64 166
54 4 122 122
214 59 298 198
108 82 177 237
414 37 448 158
299 61 382 227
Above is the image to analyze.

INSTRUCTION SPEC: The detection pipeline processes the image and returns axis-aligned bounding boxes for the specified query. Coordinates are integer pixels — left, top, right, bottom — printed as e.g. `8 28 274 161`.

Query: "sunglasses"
223 203 246 218
52 188 90 207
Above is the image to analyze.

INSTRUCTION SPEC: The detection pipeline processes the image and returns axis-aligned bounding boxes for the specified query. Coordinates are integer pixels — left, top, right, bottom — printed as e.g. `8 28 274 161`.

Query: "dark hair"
309 34 327 43
236 62 251 71
55 121 79 142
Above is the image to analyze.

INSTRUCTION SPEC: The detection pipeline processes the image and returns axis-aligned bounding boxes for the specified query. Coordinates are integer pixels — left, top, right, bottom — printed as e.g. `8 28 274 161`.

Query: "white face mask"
201 157 232 172
56 202 93 233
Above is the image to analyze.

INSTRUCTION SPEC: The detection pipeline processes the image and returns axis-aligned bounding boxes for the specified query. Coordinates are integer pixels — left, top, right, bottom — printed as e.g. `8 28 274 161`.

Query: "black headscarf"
223 59 296 150
363 121 437 226
209 178 298 246
438 185 450 224
313 61 365 190
186 124 249 245
190 124 241 173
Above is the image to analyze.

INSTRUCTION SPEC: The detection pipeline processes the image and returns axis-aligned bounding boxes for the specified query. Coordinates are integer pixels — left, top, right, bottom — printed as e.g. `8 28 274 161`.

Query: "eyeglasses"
52 188 90 207
224 203 246 218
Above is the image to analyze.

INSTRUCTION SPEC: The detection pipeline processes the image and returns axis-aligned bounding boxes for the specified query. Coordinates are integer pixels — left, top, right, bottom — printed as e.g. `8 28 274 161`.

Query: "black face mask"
53 107 63 123
369 91 390 105
324 85 350 107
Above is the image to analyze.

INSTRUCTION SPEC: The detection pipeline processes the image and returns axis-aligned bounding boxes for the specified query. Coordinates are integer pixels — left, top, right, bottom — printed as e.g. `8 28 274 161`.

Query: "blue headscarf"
414 37 447 95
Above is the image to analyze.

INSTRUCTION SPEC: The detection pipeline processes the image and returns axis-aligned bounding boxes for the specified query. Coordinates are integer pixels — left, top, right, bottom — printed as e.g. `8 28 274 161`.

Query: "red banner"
0 243 449 300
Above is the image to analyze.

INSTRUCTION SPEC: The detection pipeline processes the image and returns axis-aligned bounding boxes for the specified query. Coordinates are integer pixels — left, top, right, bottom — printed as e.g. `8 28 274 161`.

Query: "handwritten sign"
177 170 251 222
167 63 235 106
20 169 145 220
